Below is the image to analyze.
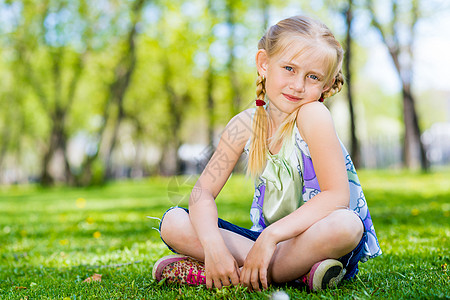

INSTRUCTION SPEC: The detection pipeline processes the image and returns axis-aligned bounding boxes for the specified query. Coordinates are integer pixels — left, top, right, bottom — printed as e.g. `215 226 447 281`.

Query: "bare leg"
160 207 254 266
268 209 364 283
159 208 363 283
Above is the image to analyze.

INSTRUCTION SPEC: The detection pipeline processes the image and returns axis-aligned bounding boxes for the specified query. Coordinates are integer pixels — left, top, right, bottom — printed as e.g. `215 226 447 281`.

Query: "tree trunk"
367 0 429 171
260 0 269 30
39 49 79 186
344 0 361 168
402 84 429 170
159 55 190 176
206 59 215 151
103 0 143 180
226 0 241 116
386 43 428 170
130 120 145 178
76 0 146 185
0 117 11 175
206 0 217 151
40 123 59 186
158 140 183 176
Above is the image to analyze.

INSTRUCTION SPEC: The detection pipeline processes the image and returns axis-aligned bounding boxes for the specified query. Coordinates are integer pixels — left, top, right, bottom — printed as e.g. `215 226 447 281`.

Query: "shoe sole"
309 259 344 291
152 254 189 281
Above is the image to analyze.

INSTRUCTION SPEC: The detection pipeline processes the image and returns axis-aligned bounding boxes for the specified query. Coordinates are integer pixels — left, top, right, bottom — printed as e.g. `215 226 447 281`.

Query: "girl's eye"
284 66 293 72
308 74 319 80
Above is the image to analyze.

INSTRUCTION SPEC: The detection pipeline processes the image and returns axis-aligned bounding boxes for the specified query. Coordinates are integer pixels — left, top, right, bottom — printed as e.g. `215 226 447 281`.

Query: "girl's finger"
250 269 261 291
206 277 213 289
240 268 251 290
221 275 231 287
213 278 222 289
230 271 240 286
259 268 268 290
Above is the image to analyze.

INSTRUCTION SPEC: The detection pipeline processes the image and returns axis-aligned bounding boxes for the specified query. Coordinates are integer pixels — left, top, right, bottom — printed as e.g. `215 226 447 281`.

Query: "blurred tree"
0 65 32 182
205 0 219 151
102 0 146 181
2 0 446 184
225 0 242 117
322 0 361 168
9 0 93 186
366 0 429 170
0 94 17 175
260 0 269 30
343 0 361 167
156 1 202 175
74 0 147 185
1 0 150 185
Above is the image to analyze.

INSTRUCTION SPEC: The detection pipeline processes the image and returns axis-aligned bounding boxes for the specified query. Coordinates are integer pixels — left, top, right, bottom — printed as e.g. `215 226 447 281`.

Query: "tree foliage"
0 0 445 185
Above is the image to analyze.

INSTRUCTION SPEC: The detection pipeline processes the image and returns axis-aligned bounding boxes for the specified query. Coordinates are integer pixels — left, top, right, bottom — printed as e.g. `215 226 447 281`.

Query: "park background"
0 0 449 299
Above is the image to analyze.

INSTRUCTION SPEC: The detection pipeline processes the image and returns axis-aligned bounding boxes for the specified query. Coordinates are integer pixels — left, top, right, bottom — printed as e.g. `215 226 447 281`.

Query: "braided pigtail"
322 70 344 99
247 74 268 178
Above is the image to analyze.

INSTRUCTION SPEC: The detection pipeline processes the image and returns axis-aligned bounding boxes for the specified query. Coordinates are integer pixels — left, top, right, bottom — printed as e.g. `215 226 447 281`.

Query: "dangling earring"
319 96 324 102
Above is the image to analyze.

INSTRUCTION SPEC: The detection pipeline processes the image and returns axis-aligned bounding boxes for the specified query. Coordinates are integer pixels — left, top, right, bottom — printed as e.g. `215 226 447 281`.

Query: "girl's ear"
255 49 269 77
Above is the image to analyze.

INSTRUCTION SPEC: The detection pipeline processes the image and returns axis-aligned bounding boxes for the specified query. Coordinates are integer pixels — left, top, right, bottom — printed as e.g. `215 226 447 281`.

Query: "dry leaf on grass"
83 273 102 283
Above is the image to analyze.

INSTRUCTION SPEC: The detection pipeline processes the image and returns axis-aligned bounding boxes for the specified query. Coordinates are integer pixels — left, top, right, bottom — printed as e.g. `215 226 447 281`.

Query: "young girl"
152 15 381 292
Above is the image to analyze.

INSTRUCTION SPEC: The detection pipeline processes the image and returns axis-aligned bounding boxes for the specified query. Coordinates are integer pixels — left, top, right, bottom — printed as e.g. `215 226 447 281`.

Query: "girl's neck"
265 103 290 155
266 103 290 131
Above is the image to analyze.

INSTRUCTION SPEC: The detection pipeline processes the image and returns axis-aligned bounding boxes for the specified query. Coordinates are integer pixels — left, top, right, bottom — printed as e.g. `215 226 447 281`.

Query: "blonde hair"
247 15 345 178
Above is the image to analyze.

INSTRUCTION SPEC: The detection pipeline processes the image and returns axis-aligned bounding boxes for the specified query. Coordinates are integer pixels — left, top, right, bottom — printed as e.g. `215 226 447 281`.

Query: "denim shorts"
159 207 368 280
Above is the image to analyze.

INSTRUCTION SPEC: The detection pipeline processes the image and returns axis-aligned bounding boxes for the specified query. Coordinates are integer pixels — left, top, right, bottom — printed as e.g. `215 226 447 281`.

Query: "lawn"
0 170 449 299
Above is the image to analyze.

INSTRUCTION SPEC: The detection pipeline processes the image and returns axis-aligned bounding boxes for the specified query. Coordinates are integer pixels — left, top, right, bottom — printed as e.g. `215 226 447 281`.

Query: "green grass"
0 170 449 299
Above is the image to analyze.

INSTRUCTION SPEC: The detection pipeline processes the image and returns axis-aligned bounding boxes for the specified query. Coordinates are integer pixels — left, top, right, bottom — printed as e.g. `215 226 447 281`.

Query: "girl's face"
257 39 334 115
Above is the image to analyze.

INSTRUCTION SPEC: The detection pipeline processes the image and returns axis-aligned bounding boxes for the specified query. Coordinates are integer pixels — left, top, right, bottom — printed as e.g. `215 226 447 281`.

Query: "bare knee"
160 208 190 246
326 210 364 251
159 208 205 260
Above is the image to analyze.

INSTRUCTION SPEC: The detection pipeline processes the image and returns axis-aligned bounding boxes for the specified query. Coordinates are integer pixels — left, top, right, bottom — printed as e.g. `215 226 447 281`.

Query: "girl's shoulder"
221 108 254 151
228 108 254 126
296 102 335 140
296 101 332 121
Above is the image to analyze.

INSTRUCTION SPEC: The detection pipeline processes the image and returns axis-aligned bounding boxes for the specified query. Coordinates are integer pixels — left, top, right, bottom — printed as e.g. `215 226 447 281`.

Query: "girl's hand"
240 232 277 291
204 247 240 289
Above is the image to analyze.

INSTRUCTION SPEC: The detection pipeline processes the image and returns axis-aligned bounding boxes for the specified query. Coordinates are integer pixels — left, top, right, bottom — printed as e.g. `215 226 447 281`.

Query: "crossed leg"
159 207 363 283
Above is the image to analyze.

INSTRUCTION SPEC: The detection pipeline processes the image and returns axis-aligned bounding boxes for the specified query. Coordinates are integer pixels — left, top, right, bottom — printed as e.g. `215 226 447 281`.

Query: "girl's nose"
291 77 305 93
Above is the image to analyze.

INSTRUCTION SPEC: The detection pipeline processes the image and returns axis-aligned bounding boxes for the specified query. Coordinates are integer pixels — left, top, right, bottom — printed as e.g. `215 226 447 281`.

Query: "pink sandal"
152 254 206 285
299 259 346 291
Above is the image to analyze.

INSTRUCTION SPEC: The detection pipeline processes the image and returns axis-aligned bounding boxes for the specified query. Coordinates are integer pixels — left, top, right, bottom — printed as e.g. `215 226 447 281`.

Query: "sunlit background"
0 0 449 186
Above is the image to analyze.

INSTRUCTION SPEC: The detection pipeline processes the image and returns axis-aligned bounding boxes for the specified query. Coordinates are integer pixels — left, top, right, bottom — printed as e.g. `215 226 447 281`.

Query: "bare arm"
263 101 349 244
189 109 252 288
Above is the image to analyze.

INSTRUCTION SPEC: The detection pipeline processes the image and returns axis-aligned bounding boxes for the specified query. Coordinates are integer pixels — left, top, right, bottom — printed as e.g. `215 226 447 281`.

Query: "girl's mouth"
283 93 301 102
